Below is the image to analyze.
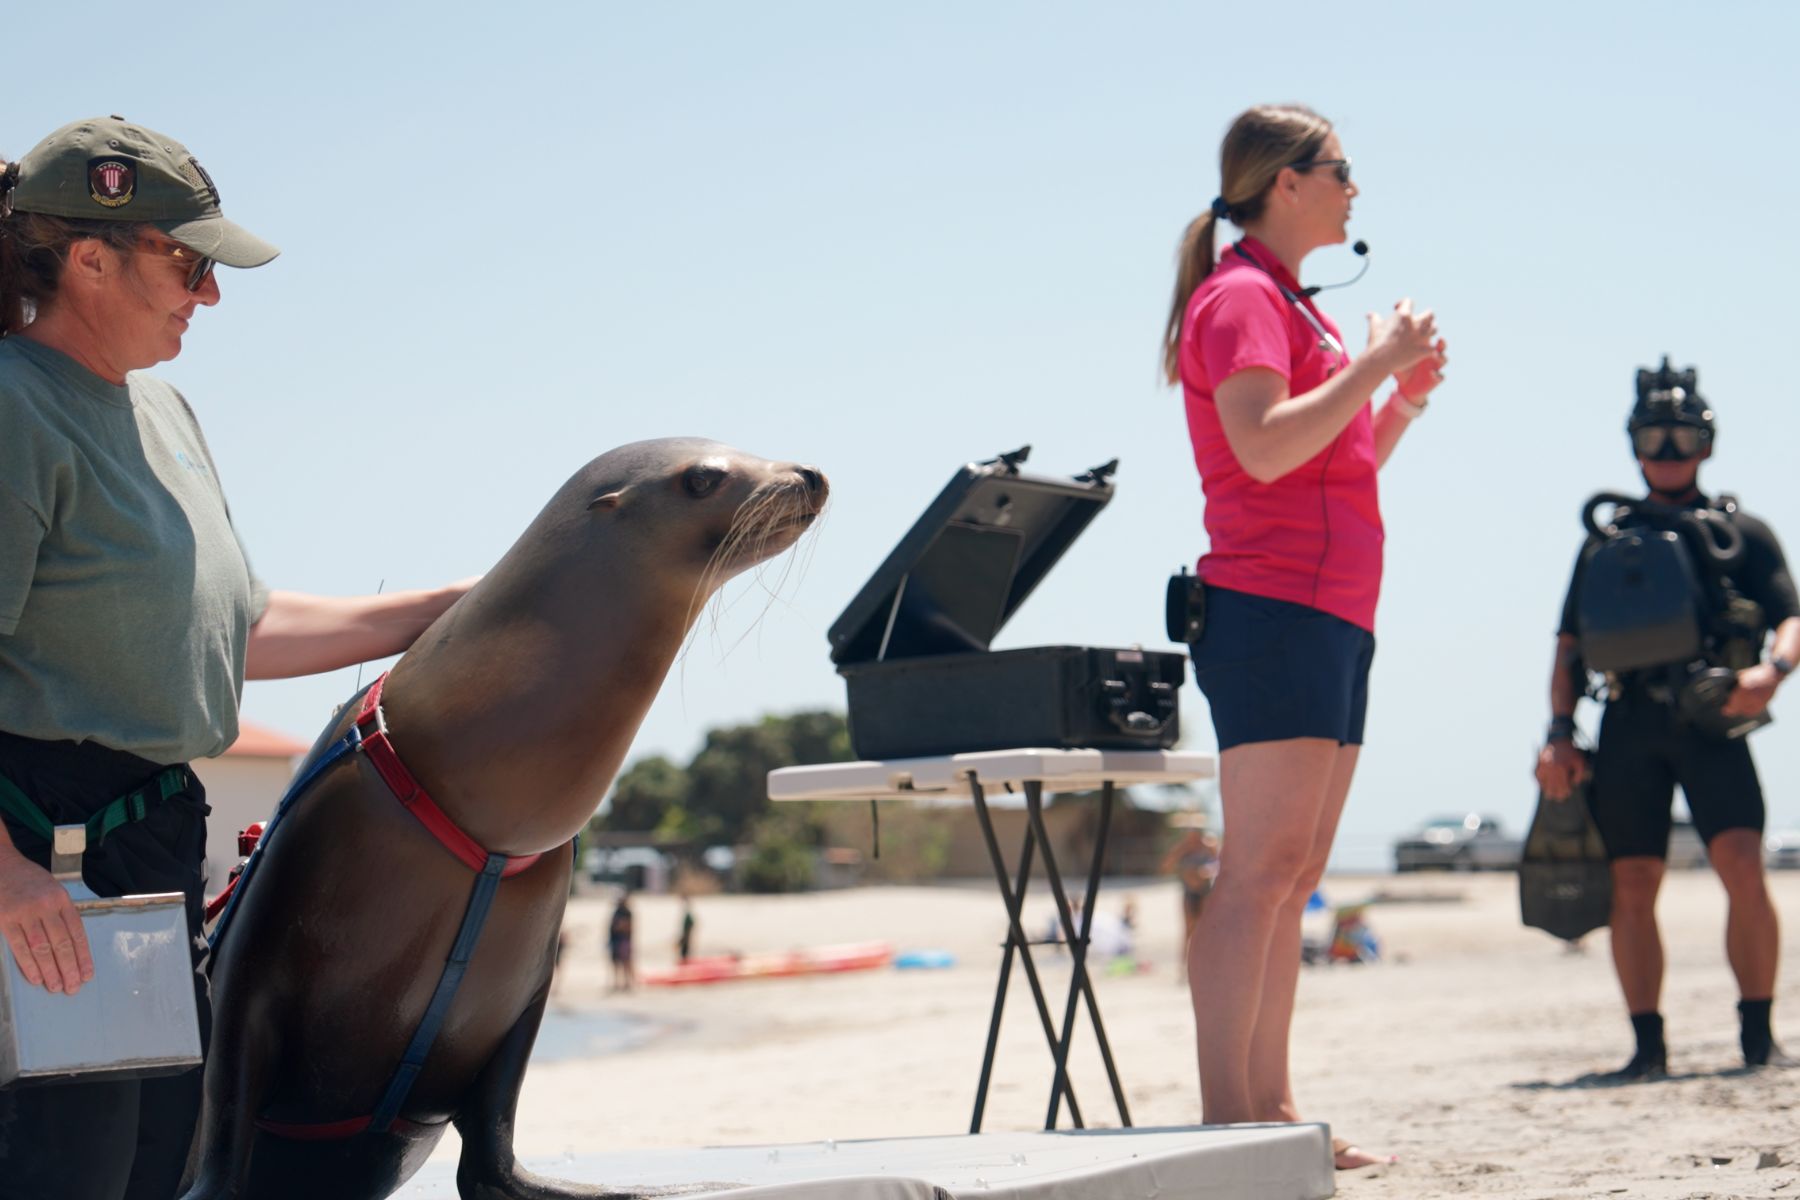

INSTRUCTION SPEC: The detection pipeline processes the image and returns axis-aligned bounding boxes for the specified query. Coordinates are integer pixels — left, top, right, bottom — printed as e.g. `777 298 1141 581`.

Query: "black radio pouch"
1166 568 1206 644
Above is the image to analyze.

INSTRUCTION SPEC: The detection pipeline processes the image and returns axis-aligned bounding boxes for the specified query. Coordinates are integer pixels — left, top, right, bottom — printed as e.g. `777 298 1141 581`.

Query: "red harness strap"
254 1114 435 1140
357 673 542 879
250 674 548 1142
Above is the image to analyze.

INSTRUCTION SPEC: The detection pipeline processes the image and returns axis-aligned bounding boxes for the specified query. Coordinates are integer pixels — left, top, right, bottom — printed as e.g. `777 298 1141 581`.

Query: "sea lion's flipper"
453 996 715 1199
180 997 281 1200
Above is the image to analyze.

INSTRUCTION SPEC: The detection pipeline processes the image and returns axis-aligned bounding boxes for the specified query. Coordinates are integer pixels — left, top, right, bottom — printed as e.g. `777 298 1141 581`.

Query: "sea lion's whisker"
702 484 824 659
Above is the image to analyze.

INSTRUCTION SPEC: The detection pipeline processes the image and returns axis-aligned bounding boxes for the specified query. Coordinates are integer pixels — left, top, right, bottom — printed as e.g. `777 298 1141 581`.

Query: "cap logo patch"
179 157 220 206
88 158 136 208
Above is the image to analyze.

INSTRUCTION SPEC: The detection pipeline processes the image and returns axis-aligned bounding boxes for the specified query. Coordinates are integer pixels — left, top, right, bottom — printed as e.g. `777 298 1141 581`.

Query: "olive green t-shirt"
0 336 268 764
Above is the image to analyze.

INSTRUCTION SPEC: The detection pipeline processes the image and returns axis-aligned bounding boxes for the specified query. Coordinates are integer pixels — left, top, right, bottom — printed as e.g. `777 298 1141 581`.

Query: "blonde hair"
1160 105 1333 385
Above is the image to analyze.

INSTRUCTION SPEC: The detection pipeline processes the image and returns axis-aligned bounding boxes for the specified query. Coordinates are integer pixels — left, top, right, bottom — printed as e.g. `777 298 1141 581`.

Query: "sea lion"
181 439 828 1200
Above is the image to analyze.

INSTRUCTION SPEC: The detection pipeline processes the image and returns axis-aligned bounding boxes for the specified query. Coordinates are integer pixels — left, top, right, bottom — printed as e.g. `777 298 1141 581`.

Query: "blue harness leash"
209 680 562 1138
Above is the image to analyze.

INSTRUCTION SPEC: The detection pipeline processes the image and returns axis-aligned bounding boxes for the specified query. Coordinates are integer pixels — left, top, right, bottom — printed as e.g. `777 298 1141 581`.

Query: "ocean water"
529 1007 676 1063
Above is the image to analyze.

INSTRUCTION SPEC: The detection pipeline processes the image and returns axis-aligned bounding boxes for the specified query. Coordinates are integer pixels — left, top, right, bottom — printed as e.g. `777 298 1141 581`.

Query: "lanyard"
1230 242 1348 367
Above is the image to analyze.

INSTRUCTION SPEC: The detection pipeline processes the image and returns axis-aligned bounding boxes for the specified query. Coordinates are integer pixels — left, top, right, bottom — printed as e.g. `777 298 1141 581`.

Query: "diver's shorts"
1189 586 1376 751
1590 691 1765 860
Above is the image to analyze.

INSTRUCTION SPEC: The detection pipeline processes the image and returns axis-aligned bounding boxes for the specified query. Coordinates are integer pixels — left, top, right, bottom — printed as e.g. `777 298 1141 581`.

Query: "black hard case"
828 452 1184 760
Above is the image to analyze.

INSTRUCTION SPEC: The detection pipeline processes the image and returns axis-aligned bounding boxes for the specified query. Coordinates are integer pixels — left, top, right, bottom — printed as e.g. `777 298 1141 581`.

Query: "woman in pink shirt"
1160 104 1447 1169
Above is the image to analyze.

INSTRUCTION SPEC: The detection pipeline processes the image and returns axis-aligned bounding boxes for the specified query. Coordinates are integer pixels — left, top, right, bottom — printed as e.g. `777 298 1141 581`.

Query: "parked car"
584 846 671 892
1393 814 1521 872
1764 829 1800 870
1666 818 1708 870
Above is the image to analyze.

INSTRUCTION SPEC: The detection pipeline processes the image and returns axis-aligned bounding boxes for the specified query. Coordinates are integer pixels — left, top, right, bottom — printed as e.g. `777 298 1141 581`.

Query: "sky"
11 1 1800 870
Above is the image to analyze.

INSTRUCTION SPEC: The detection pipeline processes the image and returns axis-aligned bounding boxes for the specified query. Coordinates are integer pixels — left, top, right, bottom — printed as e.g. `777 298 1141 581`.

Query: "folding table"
768 748 1215 1134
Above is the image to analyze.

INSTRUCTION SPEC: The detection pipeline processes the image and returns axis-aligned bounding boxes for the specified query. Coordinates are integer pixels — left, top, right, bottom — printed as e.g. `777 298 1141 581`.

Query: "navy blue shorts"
1189 587 1376 751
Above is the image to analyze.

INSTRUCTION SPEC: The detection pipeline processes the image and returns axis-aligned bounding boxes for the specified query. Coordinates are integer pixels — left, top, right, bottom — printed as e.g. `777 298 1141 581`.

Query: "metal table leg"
966 774 1083 1133
1026 779 1132 1130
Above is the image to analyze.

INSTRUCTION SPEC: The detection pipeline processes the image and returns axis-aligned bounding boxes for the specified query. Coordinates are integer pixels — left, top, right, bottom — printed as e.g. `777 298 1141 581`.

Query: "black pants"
0 730 210 1200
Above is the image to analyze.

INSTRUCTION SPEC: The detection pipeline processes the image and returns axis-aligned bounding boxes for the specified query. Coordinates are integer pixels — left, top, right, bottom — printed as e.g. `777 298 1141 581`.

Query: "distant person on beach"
608 890 636 992
1160 816 1221 963
0 116 473 1200
1536 362 1800 1078
1162 102 1446 1170
677 895 696 963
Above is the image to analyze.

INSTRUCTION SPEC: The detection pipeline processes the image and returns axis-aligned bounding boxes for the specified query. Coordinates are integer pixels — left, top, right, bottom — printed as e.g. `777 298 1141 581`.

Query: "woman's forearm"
1372 395 1415 468
244 586 468 680
1218 354 1390 483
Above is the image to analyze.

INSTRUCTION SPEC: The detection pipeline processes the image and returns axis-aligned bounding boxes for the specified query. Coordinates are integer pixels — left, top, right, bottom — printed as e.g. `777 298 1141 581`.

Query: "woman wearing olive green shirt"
0 116 472 1200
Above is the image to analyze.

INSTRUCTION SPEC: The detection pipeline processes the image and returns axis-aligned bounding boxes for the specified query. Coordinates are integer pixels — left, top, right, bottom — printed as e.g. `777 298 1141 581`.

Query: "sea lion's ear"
588 490 627 511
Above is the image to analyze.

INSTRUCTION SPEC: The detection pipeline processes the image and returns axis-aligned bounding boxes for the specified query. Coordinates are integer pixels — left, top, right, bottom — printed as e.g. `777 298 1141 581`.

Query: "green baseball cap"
8 115 278 268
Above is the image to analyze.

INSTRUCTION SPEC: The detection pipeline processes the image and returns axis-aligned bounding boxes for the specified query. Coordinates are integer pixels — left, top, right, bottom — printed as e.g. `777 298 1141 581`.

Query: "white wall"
190 757 293 892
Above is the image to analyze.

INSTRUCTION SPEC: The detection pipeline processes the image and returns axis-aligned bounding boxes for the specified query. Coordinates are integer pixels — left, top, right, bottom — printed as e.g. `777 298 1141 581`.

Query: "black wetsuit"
1558 494 1800 860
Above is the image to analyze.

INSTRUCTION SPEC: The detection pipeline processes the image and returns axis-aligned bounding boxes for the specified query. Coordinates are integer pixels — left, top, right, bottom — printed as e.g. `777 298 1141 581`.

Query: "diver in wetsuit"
1535 359 1800 1079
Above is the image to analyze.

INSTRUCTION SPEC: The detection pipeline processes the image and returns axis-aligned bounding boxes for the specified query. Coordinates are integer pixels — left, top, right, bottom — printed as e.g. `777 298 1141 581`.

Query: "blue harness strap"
207 724 363 954
368 852 508 1133
215 682 555 1140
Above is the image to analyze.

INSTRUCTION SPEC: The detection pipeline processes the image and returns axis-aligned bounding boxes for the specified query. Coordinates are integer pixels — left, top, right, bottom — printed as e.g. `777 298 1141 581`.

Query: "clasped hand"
1367 298 1448 402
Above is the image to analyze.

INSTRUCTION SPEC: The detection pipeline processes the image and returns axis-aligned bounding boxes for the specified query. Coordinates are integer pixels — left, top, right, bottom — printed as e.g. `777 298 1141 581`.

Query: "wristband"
1390 391 1427 420
1547 715 1577 743
1773 655 1795 680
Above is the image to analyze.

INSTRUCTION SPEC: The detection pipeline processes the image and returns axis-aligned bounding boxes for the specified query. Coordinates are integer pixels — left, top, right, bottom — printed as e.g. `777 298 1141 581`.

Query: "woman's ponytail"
1161 210 1220 385
1160 104 1332 389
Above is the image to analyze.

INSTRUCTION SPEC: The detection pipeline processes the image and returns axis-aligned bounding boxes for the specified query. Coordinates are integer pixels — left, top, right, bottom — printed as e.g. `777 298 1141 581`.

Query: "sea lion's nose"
795 465 828 505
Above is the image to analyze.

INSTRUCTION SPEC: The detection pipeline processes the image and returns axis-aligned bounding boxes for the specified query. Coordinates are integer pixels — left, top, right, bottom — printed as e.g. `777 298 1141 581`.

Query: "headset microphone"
1299 240 1370 298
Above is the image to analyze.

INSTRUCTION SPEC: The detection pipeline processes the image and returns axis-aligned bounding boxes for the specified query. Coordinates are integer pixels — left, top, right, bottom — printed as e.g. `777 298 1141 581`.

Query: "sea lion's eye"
683 464 726 498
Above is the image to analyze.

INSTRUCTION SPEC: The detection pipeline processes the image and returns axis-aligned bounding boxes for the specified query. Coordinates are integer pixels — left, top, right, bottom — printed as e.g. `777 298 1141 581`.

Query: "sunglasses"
1632 423 1709 460
139 237 216 292
1290 157 1352 185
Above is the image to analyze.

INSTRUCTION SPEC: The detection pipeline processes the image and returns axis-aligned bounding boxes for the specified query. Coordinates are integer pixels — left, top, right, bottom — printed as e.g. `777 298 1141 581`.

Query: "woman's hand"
1365 299 1440 377
1534 740 1588 801
1394 337 1449 403
0 849 93 995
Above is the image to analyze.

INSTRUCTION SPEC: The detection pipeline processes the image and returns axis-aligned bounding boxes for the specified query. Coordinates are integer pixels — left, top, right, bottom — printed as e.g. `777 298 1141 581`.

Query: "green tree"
683 710 851 847
593 711 855 891
600 754 689 833
739 802 826 893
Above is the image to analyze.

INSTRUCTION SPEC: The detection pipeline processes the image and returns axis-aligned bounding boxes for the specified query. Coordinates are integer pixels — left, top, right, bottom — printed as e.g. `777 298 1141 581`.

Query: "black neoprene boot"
1739 998 1788 1067
1606 1012 1668 1080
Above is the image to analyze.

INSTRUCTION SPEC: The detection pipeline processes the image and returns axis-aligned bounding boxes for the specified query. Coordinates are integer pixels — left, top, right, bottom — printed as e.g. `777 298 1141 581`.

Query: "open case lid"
828 447 1117 666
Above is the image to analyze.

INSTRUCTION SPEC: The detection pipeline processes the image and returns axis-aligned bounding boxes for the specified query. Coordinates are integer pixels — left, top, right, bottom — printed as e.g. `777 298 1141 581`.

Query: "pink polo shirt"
1178 238 1383 632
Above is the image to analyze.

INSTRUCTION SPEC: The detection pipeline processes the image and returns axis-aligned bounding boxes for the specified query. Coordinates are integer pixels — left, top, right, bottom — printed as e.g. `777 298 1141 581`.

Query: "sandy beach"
425 871 1800 1198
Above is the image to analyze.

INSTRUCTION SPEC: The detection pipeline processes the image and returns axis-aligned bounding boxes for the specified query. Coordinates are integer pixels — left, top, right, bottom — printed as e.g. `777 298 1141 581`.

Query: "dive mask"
1632 423 1710 461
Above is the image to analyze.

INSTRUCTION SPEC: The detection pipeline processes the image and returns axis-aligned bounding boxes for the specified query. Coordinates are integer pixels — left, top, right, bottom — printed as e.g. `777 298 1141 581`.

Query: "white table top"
768 748 1215 802
396 1124 1333 1199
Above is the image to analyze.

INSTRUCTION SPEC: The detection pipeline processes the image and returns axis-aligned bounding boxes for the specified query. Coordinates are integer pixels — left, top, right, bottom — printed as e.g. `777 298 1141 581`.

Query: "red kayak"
643 941 894 986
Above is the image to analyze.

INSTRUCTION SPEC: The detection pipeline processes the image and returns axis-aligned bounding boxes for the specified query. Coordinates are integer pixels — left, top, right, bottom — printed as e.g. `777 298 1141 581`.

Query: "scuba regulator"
1573 360 1769 740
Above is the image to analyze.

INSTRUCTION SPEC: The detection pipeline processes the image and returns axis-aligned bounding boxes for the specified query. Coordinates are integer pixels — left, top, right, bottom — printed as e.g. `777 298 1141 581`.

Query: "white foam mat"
396 1123 1333 1199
